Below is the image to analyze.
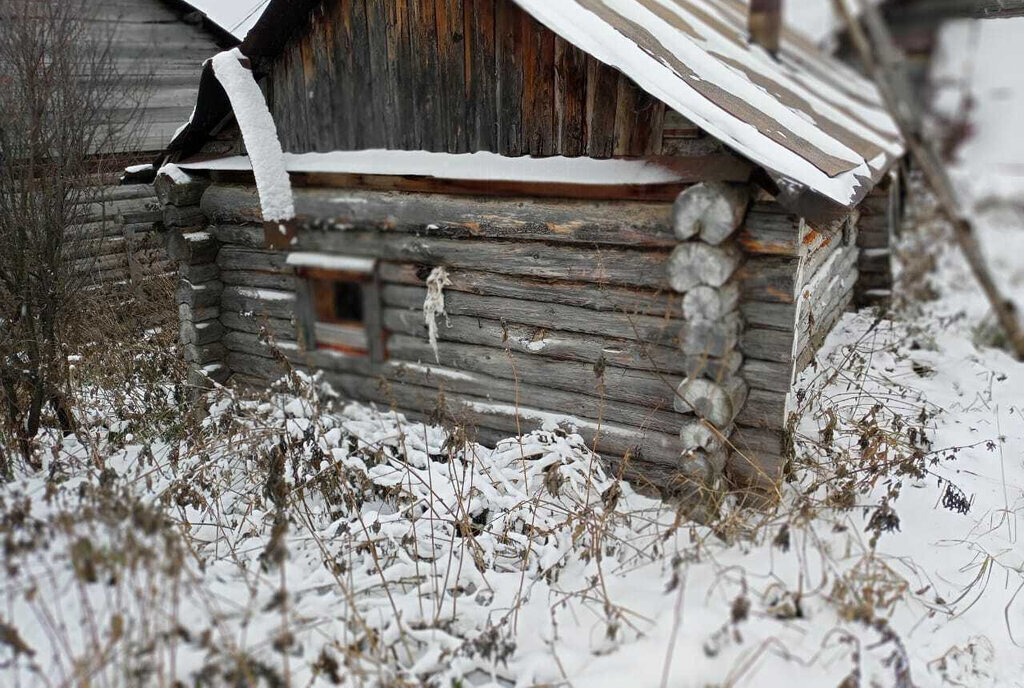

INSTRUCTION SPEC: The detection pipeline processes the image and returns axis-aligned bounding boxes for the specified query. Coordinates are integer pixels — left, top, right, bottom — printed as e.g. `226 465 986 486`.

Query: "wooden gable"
264 0 707 159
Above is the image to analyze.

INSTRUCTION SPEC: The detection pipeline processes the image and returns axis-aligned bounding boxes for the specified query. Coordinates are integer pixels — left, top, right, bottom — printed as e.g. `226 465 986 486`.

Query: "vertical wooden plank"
333 0 358 150
554 36 586 157
387 0 416 149
495 0 523 155
350 0 377 148
613 74 638 157
645 99 666 155
309 15 336 152
467 0 497 152
290 40 313 152
409 0 442 150
523 13 555 156
365 0 399 148
585 56 618 158
613 74 666 157
364 270 386 364
436 0 468 152
294 274 318 351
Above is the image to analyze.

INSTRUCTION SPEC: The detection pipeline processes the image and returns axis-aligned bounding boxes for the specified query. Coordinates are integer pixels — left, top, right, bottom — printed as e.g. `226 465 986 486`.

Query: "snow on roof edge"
177 149 707 186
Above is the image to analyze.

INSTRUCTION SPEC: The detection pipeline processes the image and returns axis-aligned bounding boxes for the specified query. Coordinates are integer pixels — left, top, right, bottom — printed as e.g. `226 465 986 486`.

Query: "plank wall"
265 0 723 159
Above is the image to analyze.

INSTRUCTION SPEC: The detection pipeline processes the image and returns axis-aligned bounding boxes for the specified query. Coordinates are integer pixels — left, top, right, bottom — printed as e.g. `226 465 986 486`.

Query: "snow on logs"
668 182 751 489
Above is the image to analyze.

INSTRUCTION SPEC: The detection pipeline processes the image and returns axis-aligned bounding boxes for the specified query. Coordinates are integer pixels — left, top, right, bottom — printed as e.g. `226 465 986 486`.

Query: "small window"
288 253 385 361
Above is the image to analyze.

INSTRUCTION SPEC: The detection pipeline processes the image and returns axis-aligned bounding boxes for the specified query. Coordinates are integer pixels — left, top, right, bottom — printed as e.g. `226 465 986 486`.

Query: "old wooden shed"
63 0 236 295
155 0 905 501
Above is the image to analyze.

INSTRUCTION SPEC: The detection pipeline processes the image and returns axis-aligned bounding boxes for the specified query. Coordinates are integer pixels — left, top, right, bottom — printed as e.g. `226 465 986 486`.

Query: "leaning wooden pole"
835 0 1024 360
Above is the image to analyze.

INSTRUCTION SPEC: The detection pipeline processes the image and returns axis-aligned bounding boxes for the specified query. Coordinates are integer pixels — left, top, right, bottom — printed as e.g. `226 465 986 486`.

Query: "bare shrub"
0 0 152 474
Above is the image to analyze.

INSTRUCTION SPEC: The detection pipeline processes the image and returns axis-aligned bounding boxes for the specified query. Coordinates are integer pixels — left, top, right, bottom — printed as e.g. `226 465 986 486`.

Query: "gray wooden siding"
263 0 731 161
90 0 228 154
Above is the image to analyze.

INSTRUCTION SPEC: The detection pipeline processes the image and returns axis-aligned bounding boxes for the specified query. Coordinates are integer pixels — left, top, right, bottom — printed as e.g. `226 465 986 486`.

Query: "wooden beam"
749 0 782 55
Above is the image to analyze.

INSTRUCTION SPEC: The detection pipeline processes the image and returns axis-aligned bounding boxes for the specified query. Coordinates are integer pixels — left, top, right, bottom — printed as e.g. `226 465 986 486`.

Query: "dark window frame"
294 262 386 362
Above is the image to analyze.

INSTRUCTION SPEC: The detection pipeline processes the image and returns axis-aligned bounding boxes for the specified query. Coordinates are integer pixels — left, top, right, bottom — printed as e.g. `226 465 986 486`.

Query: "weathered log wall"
68 176 174 320
855 176 898 307
155 166 230 385
158 172 883 504
265 0 739 165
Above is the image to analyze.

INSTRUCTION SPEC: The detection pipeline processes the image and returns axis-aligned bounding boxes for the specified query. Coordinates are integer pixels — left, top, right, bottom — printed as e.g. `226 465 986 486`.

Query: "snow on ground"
1 190 1022 685
931 17 1024 212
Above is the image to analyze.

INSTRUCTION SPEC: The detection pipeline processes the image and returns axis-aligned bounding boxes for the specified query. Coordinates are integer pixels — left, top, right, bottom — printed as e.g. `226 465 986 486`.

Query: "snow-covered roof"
178 0 269 41
177 149 702 187
167 0 904 214
512 0 903 207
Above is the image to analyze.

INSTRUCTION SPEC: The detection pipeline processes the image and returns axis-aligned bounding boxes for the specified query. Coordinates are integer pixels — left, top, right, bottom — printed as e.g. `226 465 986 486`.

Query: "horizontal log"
207 156 750 200
682 283 740 322
673 375 747 427
859 250 892 275
76 197 159 224
166 230 217 265
180 262 220 283
155 169 210 207
75 184 156 205
666 241 742 292
327 375 688 465
163 205 207 229
227 351 290 381
387 335 682 411
742 243 858 332
221 286 296 320
176 280 223 309
180 319 225 346
794 286 855 375
220 312 296 340
672 182 749 245
728 426 789 493
604 453 717 503
220 269 297 291
729 425 785 457
292 230 672 289
383 308 689 374
737 203 803 256
740 358 793 393
65 236 125 260
738 255 800 304
200 184 679 248
211 224 266 248
740 326 794 363
179 303 220 324
225 335 692 438
73 253 127 273
382 284 683 347
217 246 289 273
734 387 789 430
379 263 684 318
184 342 227 366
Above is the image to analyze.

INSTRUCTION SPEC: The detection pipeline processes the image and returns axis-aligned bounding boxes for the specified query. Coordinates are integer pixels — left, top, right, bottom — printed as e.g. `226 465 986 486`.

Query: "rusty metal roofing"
512 0 903 207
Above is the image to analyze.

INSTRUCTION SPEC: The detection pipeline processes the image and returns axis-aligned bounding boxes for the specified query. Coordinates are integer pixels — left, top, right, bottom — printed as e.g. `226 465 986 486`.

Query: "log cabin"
65 0 239 297
153 0 906 504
